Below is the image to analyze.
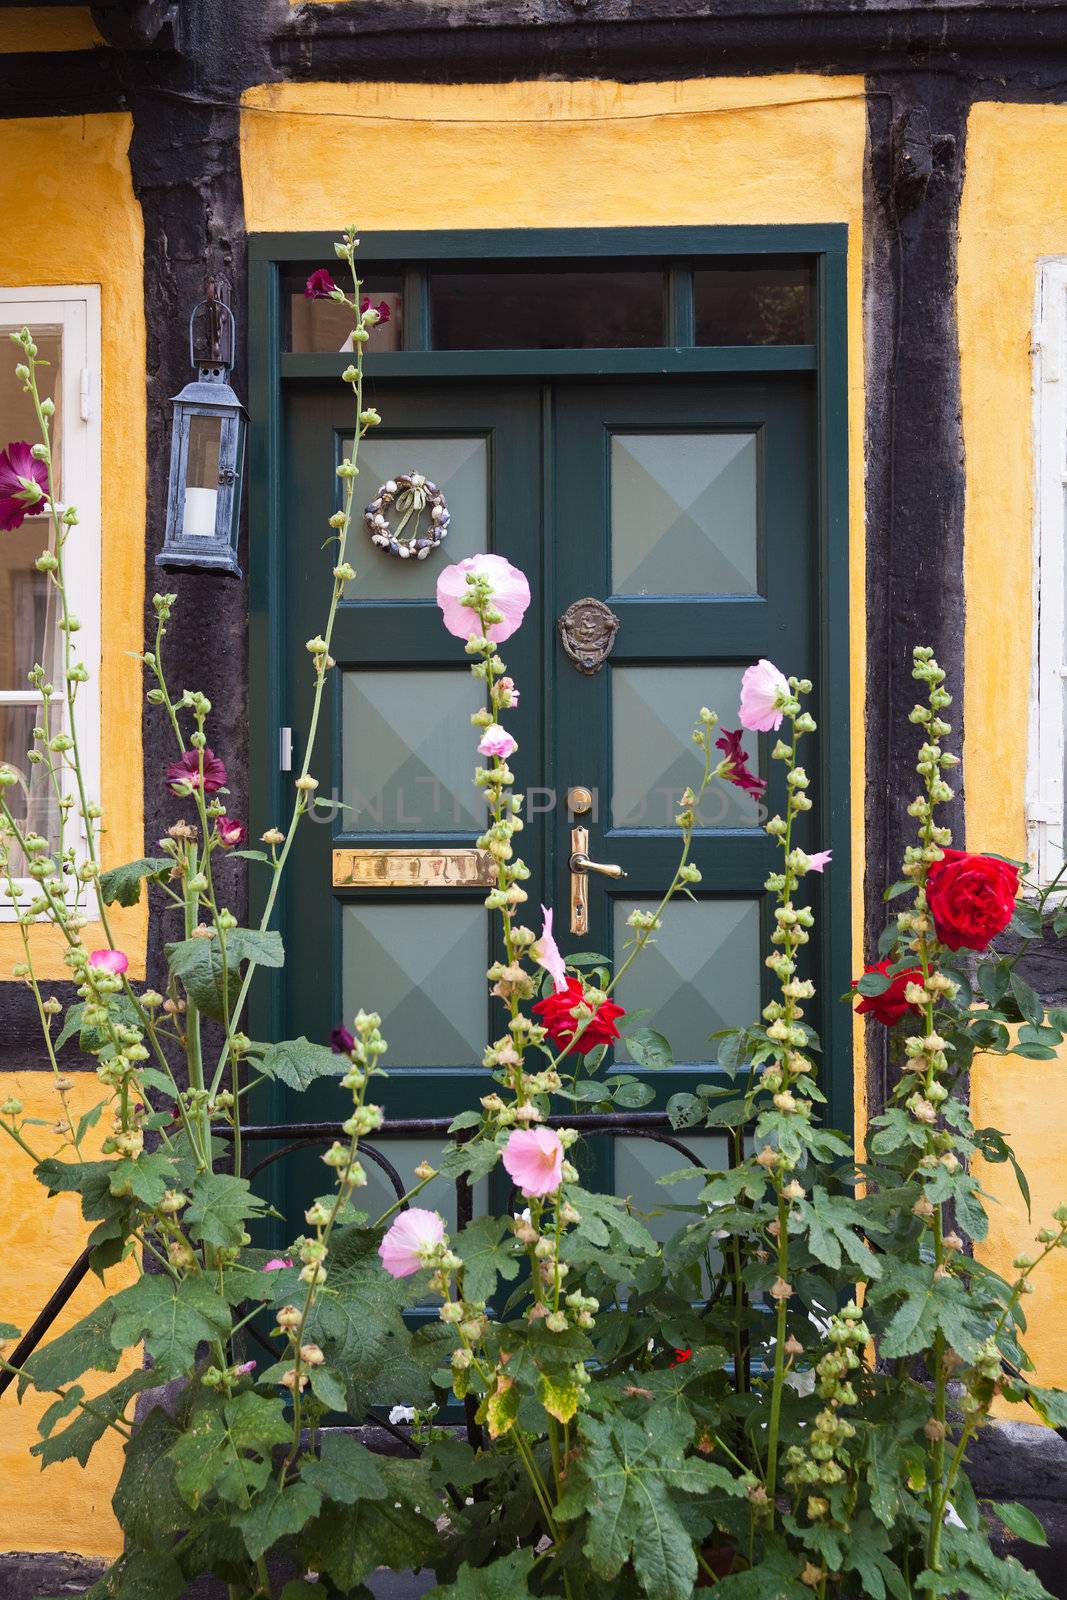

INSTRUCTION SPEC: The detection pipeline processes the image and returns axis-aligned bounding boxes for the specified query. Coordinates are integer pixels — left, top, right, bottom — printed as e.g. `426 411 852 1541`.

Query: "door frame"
247 224 854 1134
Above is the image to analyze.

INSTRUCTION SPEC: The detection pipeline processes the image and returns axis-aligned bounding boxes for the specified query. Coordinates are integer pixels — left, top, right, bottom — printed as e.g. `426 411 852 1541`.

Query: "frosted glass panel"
345 435 487 600
612 665 760 829
611 432 759 596
342 669 484 832
342 902 487 1068
613 897 761 1065
362 1138 488 1231
615 1135 728 1246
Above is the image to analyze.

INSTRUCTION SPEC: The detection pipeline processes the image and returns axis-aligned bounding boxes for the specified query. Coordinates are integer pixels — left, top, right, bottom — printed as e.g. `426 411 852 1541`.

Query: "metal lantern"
158 289 246 577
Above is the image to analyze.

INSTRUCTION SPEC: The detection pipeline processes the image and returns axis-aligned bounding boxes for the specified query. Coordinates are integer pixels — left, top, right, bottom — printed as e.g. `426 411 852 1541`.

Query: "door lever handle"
569 826 627 935
569 851 627 880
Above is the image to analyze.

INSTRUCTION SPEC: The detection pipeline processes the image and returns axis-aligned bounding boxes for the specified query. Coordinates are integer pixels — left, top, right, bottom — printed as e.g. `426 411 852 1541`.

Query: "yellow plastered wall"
0 1075 137 1555
960 102 1067 1398
0 115 146 982
0 9 104 53
240 73 869 1125
0 116 144 1556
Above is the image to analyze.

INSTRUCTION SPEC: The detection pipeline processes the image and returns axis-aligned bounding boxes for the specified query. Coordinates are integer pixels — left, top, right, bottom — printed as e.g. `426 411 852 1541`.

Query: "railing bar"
0 1246 91 1398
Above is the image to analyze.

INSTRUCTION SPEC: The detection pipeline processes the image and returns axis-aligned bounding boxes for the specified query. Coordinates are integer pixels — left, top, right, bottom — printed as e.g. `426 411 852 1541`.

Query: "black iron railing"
0 1112 707 1401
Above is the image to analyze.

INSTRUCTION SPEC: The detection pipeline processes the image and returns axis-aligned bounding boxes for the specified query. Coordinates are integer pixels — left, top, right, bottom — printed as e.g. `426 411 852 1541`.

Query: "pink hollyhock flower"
88 948 128 976
715 728 766 801
739 658 791 733
436 554 531 644
305 269 338 300
235 1360 256 1375
533 905 568 995
497 677 519 709
165 748 227 795
0 442 48 531
263 1257 293 1272
330 1025 355 1054
807 850 832 873
477 724 518 760
360 297 391 325
215 816 246 848
502 1127 564 1198
379 1208 447 1278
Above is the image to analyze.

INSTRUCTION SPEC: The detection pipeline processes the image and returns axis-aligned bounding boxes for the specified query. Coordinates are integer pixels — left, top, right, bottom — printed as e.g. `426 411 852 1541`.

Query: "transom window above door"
282 249 816 354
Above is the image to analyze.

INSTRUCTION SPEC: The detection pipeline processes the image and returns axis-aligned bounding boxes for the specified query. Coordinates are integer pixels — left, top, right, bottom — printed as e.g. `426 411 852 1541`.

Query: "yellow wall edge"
0 8 104 52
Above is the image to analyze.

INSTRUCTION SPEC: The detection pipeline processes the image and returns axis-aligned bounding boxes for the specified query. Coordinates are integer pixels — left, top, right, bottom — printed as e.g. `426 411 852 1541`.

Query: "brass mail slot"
332 847 496 889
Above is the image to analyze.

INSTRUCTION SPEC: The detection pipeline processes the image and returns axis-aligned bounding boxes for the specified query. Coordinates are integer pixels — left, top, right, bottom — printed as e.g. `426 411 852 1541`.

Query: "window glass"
694 260 815 345
430 268 665 349
287 274 402 352
0 324 64 877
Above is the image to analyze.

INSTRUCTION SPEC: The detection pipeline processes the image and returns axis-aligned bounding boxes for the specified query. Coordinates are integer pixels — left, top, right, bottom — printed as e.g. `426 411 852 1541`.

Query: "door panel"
551 378 817 1097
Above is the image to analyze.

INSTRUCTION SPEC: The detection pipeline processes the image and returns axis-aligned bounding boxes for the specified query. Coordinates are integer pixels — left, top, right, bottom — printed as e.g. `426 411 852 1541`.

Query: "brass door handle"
569 851 626 880
569 826 626 935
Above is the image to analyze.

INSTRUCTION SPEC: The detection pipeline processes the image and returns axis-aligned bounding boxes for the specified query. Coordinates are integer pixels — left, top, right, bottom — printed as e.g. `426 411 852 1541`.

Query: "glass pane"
182 414 222 538
430 269 664 349
342 669 485 833
612 665 760 829
0 703 60 874
342 902 487 1068
345 436 487 601
615 1134 728 1247
694 260 815 345
613 896 761 1065
288 278 401 352
0 525 59 690
611 432 759 596
0 327 62 501
361 1138 488 1233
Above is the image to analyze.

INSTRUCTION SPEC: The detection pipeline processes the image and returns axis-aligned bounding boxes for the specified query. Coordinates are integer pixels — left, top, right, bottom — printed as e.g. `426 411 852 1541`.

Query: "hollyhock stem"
209 233 369 1098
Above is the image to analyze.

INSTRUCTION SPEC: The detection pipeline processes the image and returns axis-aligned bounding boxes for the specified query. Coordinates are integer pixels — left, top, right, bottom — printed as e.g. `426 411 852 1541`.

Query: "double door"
274 374 818 1221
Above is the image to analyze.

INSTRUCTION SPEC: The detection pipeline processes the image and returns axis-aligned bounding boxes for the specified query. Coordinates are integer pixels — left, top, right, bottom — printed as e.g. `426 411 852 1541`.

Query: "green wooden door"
273 371 821 1223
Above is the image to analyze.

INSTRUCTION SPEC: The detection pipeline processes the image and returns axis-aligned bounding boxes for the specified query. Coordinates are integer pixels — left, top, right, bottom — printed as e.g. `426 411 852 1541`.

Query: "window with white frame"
0 288 101 919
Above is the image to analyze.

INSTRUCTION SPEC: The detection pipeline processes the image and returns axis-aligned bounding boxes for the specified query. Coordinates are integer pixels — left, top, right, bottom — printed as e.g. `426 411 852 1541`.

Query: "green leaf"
33 1368 156 1468
112 1405 188 1547
423 1550 537 1600
185 1172 267 1249
857 969 892 997
1025 1385 1067 1428
236 1479 322 1561
556 1410 745 1600
990 1500 1048 1546
566 1185 657 1256
309 1364 347 1412
226 928 286 968
299 1432 386 1505
796 1185 884 1278
109 1274 232 1375
1010 972 1044 1028
979 962 1011 1006
611 1077 656 1109
256 1036 345 1092
109 1551 185 1600
170 1390 290 1509
1009 902 1046 937
455 1215 520 1303
98 856 172 908
624 1028 674 1070
165 936 240 1022
20 1301 120 1396
304 1456 440 1589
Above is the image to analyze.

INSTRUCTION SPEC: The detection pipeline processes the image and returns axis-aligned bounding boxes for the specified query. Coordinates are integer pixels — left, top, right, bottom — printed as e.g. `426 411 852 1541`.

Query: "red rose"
532 976 625 1055
925 849 1020 952
855 959 924 1027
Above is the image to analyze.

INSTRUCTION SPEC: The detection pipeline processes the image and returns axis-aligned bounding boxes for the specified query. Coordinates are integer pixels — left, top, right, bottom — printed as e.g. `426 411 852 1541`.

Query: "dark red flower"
361 297 391 325
215 816 246 848
926 849 1020 952
670 1348 693 1366
854 959 924 1027
0 442 48 531
165 748 227 795
715 728 766 801
330 1026 355 1054
532 976 626 1055
305 269 338 300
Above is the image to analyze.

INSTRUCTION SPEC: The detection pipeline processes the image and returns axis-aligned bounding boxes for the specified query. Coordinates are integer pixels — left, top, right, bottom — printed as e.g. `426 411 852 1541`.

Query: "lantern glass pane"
183 413 222 538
